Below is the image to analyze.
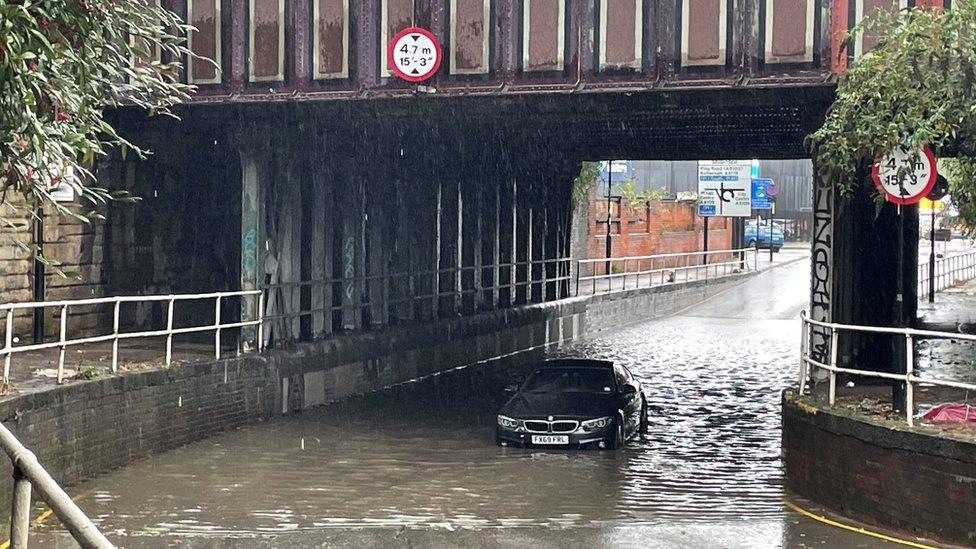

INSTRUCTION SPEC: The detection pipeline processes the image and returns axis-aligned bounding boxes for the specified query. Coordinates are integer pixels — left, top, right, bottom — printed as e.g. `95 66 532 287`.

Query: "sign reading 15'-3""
388 27 442 83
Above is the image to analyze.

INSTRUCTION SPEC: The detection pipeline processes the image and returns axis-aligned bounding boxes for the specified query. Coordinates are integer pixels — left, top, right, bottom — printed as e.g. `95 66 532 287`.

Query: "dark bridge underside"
102 85 833 342
150 84 836 162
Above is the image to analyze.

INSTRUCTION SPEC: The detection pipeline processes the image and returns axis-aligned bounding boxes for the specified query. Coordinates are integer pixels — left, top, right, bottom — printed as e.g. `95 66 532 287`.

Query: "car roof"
539 358 615 370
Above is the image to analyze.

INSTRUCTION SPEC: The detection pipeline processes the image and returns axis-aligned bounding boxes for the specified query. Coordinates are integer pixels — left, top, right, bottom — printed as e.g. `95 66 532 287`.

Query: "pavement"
812 262 976 441
577 244 808 296
917 277 976 332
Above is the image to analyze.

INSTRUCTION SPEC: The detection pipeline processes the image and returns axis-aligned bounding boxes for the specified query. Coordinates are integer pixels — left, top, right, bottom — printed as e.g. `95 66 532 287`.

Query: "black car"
496 359 648 449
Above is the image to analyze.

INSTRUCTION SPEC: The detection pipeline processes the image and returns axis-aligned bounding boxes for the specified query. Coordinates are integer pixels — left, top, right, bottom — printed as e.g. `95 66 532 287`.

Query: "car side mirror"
620 385 637 395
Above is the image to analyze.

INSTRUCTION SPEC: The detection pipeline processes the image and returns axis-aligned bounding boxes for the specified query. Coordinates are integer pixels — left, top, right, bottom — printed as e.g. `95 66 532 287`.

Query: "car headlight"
581 416 613 431
497 415 519 429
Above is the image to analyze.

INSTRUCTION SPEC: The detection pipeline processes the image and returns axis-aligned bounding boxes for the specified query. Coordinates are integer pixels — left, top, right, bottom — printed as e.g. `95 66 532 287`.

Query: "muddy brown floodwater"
30 258 906 548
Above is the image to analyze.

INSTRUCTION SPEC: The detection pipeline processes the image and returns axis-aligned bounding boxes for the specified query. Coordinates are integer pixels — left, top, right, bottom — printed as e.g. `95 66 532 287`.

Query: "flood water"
31 255 903 548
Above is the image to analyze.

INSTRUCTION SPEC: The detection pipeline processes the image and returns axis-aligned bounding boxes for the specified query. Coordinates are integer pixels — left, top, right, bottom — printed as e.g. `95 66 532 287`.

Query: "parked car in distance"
744 221 784 252
496 359 647 450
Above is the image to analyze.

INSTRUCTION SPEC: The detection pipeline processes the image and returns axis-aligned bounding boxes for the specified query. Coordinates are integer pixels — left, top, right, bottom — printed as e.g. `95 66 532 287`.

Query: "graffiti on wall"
809 181 832 365
343 236 356 301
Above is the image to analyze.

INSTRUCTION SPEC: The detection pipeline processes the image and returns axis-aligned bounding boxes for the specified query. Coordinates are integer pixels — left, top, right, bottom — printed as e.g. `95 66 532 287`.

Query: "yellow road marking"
784 500 940 549
33 508 53 525
0 488 94 547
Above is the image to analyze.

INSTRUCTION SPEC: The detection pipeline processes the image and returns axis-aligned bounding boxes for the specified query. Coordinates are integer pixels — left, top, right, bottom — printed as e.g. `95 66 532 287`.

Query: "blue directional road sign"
698 204 716 216
751 178 774 209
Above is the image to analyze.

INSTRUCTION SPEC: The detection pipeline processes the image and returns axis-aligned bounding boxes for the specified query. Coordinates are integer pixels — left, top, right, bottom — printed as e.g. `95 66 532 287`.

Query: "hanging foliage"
807 0 976 197
0 0 195 269
572 161 600 209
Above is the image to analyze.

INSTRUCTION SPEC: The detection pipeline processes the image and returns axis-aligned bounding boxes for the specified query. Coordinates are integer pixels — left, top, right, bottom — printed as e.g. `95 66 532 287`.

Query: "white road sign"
871 144 937 205
387 27 442 83
697 160 753 217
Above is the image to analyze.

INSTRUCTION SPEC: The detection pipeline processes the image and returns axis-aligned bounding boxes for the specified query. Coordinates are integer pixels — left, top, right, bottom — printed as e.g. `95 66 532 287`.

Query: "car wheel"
747 240 756 248
639 398 649 436
773 246 782 253
608 417 625 450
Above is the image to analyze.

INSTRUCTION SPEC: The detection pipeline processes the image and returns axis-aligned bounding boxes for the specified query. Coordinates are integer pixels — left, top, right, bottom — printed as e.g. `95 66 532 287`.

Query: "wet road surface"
29 257 909 548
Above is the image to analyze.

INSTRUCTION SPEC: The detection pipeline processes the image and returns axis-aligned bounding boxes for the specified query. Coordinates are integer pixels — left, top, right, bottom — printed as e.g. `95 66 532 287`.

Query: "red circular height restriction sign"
387 27 442 83
871 144 938 205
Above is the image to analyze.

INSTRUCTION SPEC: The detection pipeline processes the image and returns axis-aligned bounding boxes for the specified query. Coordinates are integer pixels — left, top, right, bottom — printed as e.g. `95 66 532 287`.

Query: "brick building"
578 185 732 268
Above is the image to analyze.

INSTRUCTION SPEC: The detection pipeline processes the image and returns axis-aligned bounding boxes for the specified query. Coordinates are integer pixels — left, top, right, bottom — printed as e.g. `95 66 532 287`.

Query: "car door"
614 365 640 436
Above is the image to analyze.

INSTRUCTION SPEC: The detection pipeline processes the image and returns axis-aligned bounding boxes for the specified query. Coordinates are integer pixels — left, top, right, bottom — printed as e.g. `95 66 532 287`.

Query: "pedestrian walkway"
917 276 976 332
576 245 808 296
808 276 976 438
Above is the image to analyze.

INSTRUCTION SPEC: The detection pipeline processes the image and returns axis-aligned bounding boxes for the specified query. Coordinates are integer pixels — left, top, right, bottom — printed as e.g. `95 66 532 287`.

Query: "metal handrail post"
10 465 30 549
574 260 581 297
111 299 120 373
905 334 914 427
4 308 12 384
828 327 839 405
214 297 221 360
257 292 265 352
57 304 67 385
0 423 114 547
799 319 809 392
165 298 175 366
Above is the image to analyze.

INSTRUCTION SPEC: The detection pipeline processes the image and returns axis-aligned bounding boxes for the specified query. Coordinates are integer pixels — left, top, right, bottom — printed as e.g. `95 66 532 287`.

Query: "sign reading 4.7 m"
388 27 442 83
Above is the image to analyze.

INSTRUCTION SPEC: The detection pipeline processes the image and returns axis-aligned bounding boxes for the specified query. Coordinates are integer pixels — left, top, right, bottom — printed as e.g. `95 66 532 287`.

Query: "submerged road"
30 256 905 548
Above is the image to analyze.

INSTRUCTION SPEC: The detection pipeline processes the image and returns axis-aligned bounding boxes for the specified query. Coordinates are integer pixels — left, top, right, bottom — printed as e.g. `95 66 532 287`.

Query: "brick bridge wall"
0 272 753 514
783 391 976 546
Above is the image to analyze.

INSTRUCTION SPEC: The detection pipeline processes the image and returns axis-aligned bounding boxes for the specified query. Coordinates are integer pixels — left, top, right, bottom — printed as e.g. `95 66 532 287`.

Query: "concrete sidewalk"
577 245 808 295
917 276 976 332
807 275 976 437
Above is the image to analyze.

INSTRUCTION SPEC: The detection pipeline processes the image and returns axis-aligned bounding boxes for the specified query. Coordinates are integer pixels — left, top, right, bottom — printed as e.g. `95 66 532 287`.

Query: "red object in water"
923 403 976 423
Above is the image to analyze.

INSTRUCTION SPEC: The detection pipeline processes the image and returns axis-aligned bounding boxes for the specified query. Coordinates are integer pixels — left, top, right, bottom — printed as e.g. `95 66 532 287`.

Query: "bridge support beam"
808 165 919 406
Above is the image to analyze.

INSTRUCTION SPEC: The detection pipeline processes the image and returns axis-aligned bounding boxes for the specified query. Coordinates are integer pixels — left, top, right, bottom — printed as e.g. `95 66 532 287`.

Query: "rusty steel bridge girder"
154 0 936 105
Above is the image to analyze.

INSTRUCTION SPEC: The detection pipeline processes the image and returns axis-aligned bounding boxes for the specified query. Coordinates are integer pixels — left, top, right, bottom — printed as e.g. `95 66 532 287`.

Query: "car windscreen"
521 368 615 394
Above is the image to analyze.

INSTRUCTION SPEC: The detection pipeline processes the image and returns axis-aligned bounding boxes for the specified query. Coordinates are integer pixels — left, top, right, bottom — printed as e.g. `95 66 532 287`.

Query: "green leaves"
572 162 600 209
0 0 194 260
809 0 976 197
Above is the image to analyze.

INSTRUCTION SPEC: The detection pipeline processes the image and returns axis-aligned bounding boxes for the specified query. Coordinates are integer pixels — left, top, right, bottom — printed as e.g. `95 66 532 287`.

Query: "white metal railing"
0 290 264 385
575 247 759 296
798 310 976 427
0 421 113 547
918 250 976 296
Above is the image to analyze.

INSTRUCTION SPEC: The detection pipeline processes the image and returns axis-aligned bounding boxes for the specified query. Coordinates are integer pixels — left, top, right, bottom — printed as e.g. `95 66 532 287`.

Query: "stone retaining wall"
0 272 752 512
782 391 976 546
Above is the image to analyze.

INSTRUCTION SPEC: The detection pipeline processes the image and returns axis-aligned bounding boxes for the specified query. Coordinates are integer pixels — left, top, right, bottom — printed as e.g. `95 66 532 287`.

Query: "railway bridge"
81 0 913 349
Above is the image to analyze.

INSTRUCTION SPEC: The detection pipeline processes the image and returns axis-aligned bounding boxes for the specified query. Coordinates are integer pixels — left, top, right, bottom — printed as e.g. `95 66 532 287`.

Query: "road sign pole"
769 216 774 262
929 209 936 303
754 213 760 255
893 205 907 413
703 217 709 266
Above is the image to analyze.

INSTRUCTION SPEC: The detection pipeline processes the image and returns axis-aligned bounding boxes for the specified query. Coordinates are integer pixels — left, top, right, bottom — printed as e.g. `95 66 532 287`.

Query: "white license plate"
531 435 569 445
